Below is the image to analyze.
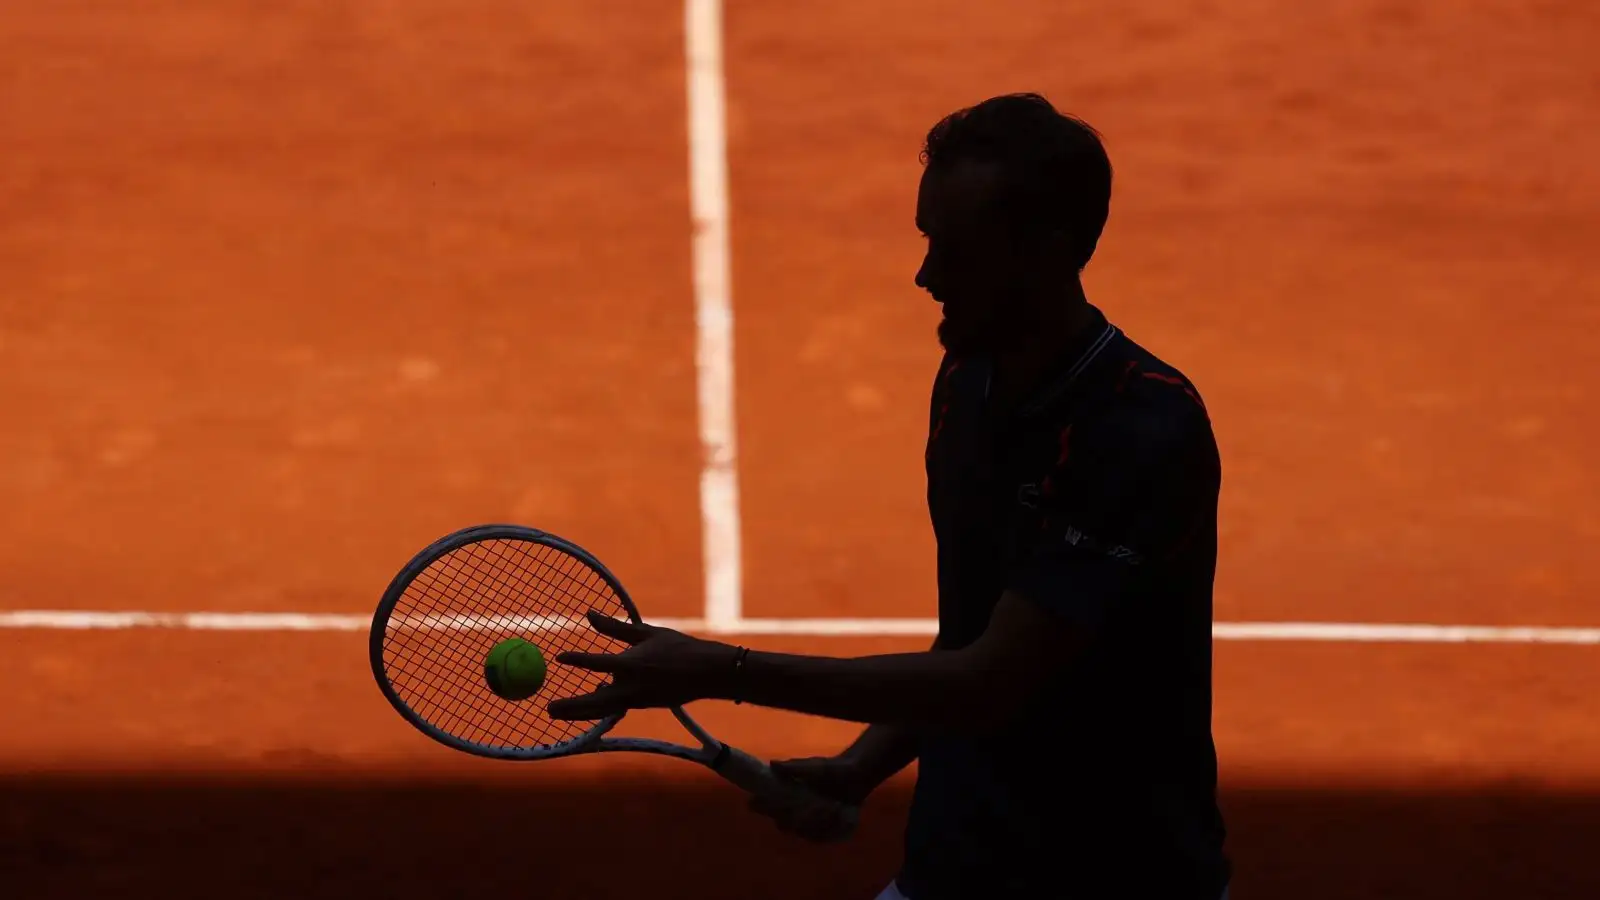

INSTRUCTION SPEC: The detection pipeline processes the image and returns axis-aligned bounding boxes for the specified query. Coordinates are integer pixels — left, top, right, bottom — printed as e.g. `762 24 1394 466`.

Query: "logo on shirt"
1064 525 1144 565
1019 483 1144 566
1017 483 1043 509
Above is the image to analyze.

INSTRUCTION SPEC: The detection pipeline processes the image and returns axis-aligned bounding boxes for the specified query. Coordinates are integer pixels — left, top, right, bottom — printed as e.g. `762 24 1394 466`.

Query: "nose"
915 254 931 294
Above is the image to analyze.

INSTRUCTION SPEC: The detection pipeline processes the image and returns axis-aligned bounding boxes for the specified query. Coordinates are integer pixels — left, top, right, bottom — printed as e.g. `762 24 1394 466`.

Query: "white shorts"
874 881 1230 899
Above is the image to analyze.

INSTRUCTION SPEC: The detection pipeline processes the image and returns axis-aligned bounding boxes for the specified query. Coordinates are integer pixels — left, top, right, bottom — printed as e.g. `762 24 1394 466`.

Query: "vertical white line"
684 0 742 633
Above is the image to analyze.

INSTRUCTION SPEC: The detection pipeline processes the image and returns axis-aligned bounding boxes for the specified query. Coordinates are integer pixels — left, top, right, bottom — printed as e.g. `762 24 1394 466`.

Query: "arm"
836 721 919 787
830 635 940 785
715 596 1079 731
716 401 1214 730
550 395 1213 730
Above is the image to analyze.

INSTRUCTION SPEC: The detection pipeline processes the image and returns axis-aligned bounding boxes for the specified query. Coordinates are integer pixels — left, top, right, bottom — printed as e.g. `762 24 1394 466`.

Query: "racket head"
370 523 640 760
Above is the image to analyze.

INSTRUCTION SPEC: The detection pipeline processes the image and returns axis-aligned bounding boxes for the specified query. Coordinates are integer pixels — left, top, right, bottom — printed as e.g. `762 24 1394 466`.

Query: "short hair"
920 93 1112 269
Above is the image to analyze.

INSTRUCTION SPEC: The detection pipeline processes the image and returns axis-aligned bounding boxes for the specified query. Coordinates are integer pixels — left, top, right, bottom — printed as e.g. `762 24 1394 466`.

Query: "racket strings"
394 551 539 743
386 542 613 749
414 542 616 747
380 537 630 751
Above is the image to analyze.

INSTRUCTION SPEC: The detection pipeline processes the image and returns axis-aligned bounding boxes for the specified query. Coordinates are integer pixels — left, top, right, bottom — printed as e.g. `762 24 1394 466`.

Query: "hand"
546 610 739 720
750 755 877 842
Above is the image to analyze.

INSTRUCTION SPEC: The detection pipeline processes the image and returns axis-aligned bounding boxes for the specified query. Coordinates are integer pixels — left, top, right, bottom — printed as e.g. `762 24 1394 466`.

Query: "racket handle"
712 744 860 843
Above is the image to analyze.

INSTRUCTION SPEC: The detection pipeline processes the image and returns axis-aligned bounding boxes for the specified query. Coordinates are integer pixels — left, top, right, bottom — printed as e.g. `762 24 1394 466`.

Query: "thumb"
773 756 872 805
769 757 831 782
584 609 654 644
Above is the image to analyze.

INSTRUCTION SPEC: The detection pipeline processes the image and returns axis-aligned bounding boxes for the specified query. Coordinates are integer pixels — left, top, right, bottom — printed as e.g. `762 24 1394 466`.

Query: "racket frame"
369 523 859 839
371 522 643 761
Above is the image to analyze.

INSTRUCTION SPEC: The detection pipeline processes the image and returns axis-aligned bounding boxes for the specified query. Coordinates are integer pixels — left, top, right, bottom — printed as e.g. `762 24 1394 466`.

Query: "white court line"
685 0 743 634
669 0 1600 654
0 610 378 631
0 610 706 633
1 611 1597 643
1210 622 1600 644
722 618 1600 643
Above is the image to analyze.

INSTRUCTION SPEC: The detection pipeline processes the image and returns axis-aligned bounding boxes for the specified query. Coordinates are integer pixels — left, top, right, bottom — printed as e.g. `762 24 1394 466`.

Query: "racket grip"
713 745 860 842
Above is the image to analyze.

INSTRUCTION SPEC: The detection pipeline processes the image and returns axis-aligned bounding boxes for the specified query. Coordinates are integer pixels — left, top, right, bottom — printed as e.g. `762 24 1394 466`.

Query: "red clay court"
2 1 1597 897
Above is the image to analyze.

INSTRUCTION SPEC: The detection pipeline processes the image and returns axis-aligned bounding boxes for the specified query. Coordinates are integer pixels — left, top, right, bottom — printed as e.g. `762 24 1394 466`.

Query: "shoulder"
1076 341 1217 479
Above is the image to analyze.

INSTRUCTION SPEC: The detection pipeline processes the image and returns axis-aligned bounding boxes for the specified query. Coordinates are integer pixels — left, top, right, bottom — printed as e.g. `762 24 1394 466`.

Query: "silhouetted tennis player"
552 93 1231 900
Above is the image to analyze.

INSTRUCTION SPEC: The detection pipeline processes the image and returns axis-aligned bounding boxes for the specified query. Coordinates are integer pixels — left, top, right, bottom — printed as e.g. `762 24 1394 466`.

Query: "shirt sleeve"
1006 399 1219 630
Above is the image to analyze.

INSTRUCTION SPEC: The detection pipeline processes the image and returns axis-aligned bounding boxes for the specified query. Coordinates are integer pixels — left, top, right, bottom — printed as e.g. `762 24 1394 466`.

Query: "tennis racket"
369 523 858 841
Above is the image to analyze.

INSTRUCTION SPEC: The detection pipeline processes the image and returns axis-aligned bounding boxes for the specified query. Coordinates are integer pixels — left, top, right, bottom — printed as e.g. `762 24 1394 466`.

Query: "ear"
1005 222 1066 257
1038 227 1074 255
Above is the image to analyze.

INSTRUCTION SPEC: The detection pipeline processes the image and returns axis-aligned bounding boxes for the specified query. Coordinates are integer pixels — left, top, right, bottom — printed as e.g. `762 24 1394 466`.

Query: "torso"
902 305 1230 899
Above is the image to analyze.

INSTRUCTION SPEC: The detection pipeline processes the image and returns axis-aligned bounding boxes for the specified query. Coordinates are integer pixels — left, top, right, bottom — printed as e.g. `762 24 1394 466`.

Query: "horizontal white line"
1210 622 1600 644
723 618 1600 643
0 610 704 633
385 614 709 634
0 610 375 631
0 611 1596 644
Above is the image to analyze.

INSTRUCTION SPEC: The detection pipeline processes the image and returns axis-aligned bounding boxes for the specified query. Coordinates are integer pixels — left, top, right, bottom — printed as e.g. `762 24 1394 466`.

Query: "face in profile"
913 161 1037 356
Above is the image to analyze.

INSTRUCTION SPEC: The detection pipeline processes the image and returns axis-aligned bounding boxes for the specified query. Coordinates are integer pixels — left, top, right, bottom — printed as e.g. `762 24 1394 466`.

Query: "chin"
936 318 987 355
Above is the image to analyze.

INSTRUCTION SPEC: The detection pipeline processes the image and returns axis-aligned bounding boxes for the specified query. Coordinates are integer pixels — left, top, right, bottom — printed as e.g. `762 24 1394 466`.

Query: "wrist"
828 753 882 802
728 644 752 704
697 640 748 701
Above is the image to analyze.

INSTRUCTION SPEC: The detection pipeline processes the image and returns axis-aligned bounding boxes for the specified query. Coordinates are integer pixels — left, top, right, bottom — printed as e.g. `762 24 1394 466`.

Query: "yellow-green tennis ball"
484 637 547 701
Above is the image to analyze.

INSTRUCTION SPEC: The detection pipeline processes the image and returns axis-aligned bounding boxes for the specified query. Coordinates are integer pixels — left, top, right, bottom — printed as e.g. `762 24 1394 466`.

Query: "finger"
585 609 654 644
547 685 631 720
796 820 845 843
546 697 619 720
755 804 804 836
747 792 797 819
750 785 830 829
796 802 844 829
768 758 824 780
770 759 844 792
762 803 838 842
553 651 627 673
794 805 854 842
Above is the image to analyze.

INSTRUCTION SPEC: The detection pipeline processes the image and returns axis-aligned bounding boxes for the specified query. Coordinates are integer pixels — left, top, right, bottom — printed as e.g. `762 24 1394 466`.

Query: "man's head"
914 93 1112 355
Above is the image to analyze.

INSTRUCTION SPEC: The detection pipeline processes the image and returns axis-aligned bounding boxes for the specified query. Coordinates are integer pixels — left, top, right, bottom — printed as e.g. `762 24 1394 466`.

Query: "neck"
990 283 1095 409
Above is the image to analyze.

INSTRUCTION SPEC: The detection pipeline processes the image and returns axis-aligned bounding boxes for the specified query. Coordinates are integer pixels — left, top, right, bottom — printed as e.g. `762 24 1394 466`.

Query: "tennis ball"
484 637 547 701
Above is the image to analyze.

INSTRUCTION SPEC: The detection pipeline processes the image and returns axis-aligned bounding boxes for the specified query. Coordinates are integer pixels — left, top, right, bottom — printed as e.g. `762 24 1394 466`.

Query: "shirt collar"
1013 305 1120 417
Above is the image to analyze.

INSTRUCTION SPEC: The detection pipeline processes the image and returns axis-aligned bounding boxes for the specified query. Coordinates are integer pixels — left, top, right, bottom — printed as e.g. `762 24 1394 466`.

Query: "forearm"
834 635 940 784
721 645 984 728
839 722 921 786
